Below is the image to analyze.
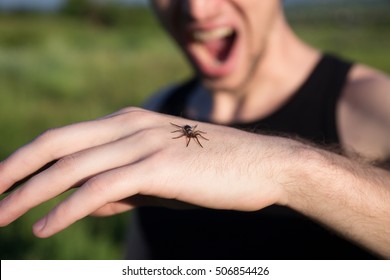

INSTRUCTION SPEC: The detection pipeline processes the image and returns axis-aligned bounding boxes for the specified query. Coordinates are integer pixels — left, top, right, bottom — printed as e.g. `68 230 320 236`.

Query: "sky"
0 0 145 11
0 0 65 11
0 0 382 11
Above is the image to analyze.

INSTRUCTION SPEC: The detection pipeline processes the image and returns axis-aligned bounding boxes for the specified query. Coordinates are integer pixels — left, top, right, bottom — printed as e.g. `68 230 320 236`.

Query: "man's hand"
1 107 390 258
0 107 287 238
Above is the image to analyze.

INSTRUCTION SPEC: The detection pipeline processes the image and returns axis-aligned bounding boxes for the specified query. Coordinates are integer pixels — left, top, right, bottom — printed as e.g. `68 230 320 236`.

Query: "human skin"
149 0 321 124
1 0 390 259
0 107 389 258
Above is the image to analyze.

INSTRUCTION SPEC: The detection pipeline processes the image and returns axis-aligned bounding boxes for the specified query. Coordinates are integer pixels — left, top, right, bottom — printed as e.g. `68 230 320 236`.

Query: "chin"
199 67 253 94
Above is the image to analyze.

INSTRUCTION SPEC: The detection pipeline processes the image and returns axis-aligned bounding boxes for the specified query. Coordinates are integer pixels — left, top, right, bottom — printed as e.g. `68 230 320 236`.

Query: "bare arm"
338 64 390 161
304 64 390 258
281 143 390 258
0 107 389 258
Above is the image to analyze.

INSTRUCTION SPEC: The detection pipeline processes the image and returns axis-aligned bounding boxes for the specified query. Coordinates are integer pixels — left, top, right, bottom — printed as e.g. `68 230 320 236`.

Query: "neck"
208 14 320 124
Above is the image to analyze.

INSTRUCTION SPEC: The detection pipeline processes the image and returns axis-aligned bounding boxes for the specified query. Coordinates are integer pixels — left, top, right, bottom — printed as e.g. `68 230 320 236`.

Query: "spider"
170 122 209 148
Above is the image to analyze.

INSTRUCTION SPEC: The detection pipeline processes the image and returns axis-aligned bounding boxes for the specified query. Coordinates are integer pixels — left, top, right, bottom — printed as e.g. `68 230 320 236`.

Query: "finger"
90 196 198 216
89 196 158 217
32 160 153 238
0 130 159 227
0 108 151 193
2 160 58 194
90 200 135 217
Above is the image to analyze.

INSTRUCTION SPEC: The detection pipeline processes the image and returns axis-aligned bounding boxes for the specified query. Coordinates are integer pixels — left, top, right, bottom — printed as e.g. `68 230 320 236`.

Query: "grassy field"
0 3 389 259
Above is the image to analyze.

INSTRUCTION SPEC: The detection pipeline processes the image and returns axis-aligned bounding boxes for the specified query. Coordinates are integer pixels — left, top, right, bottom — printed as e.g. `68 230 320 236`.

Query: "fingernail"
33 217 47 232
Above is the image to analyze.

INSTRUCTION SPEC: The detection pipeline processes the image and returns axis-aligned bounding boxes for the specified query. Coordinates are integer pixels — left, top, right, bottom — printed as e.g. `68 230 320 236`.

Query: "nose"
183 0 222 21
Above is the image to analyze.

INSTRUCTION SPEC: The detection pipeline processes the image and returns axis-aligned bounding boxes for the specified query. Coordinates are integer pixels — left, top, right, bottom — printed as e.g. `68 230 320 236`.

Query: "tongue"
203 35 234 62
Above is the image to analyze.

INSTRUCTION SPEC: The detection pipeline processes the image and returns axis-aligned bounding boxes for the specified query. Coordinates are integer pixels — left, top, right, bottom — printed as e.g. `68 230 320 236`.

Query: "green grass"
0 4 389 259
0 8 191 260
286 3 390 72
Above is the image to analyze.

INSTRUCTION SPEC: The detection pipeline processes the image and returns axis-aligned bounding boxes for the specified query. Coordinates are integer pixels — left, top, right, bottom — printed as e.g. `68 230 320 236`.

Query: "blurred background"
0 0 389 259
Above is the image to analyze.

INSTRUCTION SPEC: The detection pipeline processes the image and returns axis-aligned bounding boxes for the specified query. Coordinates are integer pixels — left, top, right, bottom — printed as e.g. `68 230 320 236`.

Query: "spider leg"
194 136 204 148
172 133 185 139
170 122 183 128
170 123 208 148
195 132 209 141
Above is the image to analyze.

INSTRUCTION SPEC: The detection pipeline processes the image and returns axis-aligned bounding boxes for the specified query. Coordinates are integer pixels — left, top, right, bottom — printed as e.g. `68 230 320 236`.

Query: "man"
0 0 389 259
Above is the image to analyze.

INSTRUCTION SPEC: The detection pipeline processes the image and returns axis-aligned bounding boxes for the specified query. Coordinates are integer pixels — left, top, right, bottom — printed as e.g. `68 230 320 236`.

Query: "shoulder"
344 64 390 100
338 63 390 161
342 64 390 123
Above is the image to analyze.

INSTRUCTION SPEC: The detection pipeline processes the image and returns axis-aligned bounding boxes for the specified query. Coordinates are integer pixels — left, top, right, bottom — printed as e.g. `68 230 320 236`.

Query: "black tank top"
131 54 377 259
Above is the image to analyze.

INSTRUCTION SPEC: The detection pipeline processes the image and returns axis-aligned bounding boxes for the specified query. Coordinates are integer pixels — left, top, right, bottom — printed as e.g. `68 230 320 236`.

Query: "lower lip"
186 33 239 79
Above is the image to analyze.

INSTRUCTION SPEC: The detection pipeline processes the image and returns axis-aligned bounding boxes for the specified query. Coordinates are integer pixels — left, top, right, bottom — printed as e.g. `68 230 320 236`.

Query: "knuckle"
35 128 60 144
111 108 148 127
116 106 144 114
126 108 150 120
84 175 110 197
109 107 170 138
114 107 147 121
53 154 79 173
33 128 63 158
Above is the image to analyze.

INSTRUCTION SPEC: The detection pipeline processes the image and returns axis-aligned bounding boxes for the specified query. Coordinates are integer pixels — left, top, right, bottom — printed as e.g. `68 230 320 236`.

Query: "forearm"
282 143 390 258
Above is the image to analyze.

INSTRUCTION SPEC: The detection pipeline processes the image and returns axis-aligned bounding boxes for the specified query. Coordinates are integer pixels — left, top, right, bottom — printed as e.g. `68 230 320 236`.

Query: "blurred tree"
62 0 92 17
61 0 137 27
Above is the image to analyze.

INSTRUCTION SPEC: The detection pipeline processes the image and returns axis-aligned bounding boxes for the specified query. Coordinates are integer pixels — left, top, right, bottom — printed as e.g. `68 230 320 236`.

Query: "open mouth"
186 26 238 78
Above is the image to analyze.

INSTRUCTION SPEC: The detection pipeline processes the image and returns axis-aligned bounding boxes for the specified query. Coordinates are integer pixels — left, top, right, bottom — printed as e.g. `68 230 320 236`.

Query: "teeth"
193 27 234 42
